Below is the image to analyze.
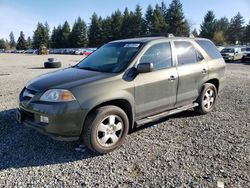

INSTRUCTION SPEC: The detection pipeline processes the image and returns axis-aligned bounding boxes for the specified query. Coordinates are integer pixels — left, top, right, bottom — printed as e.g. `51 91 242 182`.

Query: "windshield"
246 48 250 52
76 42 143 73
221 48 235 53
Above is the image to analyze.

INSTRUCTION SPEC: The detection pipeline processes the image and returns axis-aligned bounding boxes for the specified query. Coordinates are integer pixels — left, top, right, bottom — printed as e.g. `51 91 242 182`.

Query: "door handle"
201 69 207 74
168 75 176 81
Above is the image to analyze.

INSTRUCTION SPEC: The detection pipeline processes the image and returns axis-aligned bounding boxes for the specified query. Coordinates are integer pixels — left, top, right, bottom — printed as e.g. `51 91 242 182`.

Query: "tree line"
0 0 250 50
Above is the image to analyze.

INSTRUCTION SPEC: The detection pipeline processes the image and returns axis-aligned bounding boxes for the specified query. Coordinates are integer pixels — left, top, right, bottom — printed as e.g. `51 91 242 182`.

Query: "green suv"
17 37 226 153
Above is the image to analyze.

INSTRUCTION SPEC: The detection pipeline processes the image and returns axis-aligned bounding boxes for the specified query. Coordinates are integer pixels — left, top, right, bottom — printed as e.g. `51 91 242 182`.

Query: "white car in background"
220 46 244 62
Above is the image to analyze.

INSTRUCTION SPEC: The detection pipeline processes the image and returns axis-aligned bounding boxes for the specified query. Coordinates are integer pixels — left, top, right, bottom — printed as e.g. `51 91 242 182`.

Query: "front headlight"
40 89 76 102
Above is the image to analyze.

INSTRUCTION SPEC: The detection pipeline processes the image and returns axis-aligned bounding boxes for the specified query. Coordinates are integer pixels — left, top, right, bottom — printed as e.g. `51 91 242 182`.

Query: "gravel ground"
0 54 249 188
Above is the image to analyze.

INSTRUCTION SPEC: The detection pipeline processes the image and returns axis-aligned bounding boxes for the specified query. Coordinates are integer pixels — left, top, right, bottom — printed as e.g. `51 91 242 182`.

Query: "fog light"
40 116 49 123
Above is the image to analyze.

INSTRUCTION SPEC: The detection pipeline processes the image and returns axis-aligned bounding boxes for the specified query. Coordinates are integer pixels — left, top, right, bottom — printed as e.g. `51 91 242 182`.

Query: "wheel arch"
84 99 135 132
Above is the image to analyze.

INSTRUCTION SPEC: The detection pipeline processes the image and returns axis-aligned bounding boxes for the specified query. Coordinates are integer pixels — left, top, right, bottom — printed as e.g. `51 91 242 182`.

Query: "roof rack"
139 33 175 38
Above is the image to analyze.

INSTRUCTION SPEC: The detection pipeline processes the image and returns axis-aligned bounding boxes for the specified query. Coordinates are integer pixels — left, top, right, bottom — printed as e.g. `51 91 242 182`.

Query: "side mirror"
137 63 153 73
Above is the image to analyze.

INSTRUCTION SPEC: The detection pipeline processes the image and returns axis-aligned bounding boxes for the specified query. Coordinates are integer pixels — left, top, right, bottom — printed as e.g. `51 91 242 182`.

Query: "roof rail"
138 33 175 38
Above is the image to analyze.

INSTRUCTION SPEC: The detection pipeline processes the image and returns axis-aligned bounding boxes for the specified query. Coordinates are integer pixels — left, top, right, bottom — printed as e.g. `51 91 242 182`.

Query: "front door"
134 42 178 118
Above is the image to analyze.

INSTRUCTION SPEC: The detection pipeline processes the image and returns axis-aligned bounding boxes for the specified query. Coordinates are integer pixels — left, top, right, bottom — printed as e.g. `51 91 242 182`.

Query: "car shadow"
0 109 96 170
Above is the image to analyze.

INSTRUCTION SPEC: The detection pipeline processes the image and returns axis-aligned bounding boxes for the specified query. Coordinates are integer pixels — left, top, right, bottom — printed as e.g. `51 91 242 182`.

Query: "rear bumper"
17 101 88 141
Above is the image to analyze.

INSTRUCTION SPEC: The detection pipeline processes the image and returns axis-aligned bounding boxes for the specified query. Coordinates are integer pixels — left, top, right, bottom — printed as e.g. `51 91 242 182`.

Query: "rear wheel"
82 105 129 154
195 83 217 114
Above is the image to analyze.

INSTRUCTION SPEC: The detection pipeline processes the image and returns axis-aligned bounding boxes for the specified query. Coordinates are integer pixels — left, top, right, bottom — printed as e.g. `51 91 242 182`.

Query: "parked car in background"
242 47 250 63
17 36 226 154
220 46 244 62
82 49 94 56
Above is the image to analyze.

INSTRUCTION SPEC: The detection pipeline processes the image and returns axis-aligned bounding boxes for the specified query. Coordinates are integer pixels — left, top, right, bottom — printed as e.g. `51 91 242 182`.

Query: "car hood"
26 67 114 91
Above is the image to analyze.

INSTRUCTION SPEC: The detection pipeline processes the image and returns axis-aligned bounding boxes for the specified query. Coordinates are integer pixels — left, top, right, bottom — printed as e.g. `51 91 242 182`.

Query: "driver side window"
140 42 172 71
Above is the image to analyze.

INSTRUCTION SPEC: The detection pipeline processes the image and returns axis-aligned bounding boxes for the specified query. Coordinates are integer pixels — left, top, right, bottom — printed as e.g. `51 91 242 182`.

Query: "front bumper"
17 99 87 141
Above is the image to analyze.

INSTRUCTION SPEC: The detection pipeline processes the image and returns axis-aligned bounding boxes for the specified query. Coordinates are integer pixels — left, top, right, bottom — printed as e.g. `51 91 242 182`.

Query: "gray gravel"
0 54 249 187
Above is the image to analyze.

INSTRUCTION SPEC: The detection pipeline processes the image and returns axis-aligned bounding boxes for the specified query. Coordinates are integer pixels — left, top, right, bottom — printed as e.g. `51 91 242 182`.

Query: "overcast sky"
0 0 249 40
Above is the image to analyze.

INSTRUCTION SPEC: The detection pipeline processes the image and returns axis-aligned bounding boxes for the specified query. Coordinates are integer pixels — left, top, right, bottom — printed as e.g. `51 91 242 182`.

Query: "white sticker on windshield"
124 43 140 48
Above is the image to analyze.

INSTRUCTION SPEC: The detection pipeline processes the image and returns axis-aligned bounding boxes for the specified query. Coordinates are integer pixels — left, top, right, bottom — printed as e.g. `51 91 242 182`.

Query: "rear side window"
174 41 199 65
196 40 222 59
140 42 172 70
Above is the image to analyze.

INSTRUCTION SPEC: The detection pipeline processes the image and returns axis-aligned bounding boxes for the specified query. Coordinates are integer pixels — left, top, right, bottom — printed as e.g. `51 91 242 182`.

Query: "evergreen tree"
0 39 7 49
199 11 217 40
100 17 112 44
61 21 71 48
129 4 146 37
165 0 189 36
9 32 16 49
121 7 133 38
216 17 229 33
70 17 88 48
145 5 154 34
243 21 250 44
191 29 198 37
88 13 102 47
27 36 32 49
32 22 50 49
16 31 27 50
110 10 123 40
226 12 244 44
152 4 168 34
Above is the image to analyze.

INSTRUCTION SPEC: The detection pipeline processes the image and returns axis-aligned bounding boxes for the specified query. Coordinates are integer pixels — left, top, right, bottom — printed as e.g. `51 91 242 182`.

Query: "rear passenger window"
196 40 222 59
140 42 172 70
174 41 200 65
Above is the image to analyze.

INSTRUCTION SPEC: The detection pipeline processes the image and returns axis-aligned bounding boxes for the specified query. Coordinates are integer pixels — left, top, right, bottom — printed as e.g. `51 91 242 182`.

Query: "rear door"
134 42 178 118
173 40 208 106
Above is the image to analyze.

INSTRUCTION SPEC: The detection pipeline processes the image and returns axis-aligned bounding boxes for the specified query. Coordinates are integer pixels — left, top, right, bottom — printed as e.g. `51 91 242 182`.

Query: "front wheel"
82 105 129 154
195 83 217 114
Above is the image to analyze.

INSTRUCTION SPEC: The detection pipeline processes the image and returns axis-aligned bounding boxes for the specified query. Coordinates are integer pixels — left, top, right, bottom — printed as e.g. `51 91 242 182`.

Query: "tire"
44 61 61 68
195 83 217 114
82 105 129 154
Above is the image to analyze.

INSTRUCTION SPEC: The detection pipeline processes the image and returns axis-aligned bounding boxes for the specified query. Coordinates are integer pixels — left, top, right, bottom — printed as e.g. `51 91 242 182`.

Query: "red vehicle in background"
81 49 94 56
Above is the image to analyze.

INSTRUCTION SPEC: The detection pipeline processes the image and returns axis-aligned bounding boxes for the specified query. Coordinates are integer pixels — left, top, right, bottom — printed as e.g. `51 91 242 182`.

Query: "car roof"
110 36 209 44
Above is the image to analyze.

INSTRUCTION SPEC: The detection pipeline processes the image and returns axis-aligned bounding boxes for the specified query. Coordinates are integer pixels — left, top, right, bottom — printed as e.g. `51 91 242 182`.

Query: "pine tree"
9 32 16 49
70 17 88 48
191 29 198 37
145 5 154 34
121 8 133 38
61 21 71 48
152 4 168 34
216 17 229 33
100 17 112 44
27 36 32 49
165 0 189 36
243 21 250 44
129 4 146 37
88 13 102 47
199 11 217 40
226 12 244 44
110 10 123 40
0 39 7 49
16 31 27 50
32 22 50 49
